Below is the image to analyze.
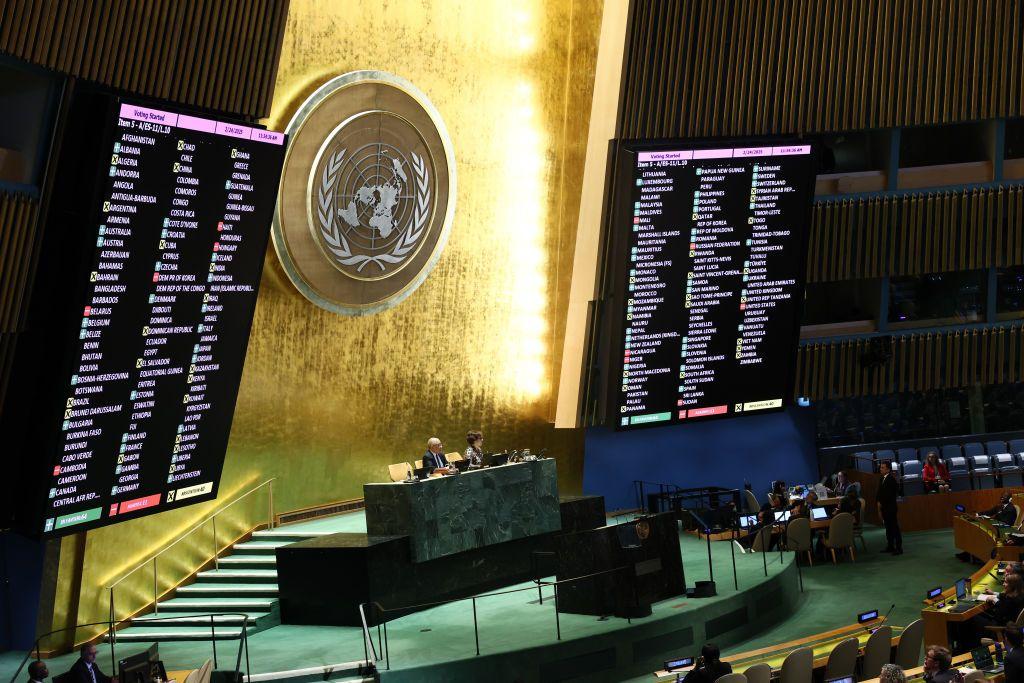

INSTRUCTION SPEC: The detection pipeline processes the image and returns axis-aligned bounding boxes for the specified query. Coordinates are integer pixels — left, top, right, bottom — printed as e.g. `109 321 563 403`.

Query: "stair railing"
105 478 276 639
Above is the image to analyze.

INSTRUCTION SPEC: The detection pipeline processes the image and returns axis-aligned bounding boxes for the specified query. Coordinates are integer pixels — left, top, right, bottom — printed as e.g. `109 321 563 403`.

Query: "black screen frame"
0 85 284 537
598 136 816 431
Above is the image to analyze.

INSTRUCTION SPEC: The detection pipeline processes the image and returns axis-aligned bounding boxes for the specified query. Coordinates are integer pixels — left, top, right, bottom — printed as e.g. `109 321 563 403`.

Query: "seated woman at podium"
960 572 1024 648
465 430 484 466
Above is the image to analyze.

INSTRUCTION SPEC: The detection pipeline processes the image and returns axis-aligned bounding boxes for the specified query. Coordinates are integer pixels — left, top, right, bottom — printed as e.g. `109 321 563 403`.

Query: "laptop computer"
811 507 829 521
452 459 472 472
738 514 758 529
972 645 1004 674
413 466 431 480
483 452 509 467
774 510 791 523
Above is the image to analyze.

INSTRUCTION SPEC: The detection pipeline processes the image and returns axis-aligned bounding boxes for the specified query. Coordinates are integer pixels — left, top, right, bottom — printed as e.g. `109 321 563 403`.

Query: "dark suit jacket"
876 473 899 510
681 660 732 683
982 502 1018 526
68 659 111 683
422 451 449 471
1005 646 1024 683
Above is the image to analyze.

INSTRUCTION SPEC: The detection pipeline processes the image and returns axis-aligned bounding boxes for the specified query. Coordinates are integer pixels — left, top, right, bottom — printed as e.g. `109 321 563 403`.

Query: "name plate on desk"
363 459 561 562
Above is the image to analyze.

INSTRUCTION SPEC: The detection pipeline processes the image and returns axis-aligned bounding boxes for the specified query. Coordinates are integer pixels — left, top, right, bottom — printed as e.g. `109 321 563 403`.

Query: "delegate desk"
364 458 560 562
954 514 1024 562
862 646 1002 682
921 558 1001 649
653 619 901 679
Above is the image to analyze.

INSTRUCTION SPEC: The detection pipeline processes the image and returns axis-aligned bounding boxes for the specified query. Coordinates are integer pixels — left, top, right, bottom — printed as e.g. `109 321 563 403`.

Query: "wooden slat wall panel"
619 0 1024 138
0 190 40 412
0 0 289 120
806 185 1024 282
795 323 1024 400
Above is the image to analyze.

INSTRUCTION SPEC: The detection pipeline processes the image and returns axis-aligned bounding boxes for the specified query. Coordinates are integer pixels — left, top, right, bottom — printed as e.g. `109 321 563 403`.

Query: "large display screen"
610 140 814 430
21 100 285 535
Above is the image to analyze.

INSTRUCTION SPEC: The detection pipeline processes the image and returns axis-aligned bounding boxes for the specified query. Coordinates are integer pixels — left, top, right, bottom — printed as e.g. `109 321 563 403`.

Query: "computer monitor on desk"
774 510 791 524
118 644 164 683
956 577 968 600
811 507 828 521
483 452 509 467
738 514 758 529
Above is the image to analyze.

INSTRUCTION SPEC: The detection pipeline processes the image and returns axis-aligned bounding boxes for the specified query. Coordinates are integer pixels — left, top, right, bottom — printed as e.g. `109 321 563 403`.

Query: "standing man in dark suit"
876 461 903 555
68 644 115 683
1004 622 1024 683
422 437 450 474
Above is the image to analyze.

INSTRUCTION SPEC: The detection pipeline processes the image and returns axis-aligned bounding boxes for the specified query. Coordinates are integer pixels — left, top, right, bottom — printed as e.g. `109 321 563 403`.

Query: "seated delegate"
922 451 951 493
464 430 484 466
980 492 1018 526
422 437 451 474
959 573 1024 649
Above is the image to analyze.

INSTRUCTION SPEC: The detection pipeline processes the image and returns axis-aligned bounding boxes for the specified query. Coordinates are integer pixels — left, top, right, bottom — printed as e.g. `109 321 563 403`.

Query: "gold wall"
51 0 603 641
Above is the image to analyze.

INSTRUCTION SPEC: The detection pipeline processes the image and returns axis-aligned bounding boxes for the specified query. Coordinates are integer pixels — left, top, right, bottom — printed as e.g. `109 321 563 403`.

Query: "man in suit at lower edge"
1004 622 1024 683
422 437 450 474
67 644 116 683
876 460 903 555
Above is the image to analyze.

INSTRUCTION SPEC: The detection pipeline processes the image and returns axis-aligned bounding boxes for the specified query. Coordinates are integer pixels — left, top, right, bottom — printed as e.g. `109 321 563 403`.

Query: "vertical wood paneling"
619 0 1024 138
0 0 290 120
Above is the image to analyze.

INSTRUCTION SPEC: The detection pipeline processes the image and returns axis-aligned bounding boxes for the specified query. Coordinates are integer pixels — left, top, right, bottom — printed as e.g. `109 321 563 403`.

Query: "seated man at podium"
422 437 450 474
980 492 1018 526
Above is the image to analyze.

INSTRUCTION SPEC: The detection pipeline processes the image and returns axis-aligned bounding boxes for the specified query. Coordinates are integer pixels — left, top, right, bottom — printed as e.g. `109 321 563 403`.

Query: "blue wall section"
583 407 818 511
0 531 46 652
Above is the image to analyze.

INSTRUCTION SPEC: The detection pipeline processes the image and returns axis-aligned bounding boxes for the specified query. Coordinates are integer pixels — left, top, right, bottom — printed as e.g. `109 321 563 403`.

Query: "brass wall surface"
54 0 602 639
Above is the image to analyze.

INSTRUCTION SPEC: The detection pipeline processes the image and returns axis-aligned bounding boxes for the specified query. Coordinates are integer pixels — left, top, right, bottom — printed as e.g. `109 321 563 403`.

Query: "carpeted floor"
0 517 979 683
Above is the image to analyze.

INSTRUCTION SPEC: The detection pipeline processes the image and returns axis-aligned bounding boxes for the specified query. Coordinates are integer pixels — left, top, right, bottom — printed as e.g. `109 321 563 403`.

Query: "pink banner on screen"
687 405 728 418
177 114 216 133
215 121 252 139
692 148 733 159
637 150 694 162
119 103 178 126
119 493 161 513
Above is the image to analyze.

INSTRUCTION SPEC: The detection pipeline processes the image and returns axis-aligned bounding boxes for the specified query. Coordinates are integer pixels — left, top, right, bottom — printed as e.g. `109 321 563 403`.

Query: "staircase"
111 528 332 643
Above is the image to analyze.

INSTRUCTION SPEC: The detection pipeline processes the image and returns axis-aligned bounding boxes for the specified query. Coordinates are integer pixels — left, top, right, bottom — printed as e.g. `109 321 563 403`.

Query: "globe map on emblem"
334 143 414 253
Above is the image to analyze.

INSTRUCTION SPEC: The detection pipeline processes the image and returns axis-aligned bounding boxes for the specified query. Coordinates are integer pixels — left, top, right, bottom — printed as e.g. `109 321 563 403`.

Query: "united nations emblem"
273 71 456 314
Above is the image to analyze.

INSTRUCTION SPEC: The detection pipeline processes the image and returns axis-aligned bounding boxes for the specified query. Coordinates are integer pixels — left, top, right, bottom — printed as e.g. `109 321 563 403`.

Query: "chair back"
713 674 746 683
785 517 811 552
875 449 896 466
856 497 865 525
995 453 1017 470
895 447 916 463
962 671 987 683
751 526 772 553
1010 439 1024 455
742 663 771 683
824 637 859 681
779 646 813 683
861 625 892 679
414 459 423 469
388 462 412 482
1015 505 1024 529
963 442 986 457
852 451 874 472
947 456 969 474
894 618 924 669
987 440 1009 456
744 489 760 514
970 455 992 473
1015 606 1024 626
827 512 854 547
446 451 464 462
901 459 923 478
941 444 963 461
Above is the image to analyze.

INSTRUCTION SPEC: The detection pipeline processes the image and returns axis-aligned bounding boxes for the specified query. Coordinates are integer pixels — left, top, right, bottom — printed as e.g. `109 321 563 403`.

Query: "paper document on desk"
978 593 999 603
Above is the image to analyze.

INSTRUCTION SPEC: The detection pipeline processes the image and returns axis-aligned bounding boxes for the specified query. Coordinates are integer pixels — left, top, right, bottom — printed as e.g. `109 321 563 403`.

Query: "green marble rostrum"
363 460 562 562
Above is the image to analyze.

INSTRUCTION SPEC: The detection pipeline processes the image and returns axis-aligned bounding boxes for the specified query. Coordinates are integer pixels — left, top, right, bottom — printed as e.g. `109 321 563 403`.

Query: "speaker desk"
276 494 605 626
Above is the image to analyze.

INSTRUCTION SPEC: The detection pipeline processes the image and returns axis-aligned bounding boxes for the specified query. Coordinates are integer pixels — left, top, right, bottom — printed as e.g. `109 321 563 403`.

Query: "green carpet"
0 520 978 683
